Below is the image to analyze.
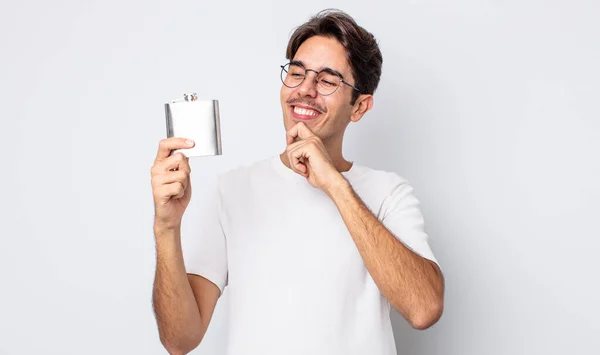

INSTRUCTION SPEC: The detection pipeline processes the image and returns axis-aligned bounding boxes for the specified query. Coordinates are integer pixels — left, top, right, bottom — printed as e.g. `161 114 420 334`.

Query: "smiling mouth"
292 105 321 117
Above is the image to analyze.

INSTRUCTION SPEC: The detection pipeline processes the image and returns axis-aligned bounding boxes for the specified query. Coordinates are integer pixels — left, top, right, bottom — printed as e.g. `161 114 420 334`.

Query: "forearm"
327 181 444 329
152 225 204 354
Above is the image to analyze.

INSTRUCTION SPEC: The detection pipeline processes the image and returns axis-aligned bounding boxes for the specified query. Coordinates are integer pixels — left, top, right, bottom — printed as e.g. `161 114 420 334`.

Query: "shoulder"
352 167 429 231
350 164 413 197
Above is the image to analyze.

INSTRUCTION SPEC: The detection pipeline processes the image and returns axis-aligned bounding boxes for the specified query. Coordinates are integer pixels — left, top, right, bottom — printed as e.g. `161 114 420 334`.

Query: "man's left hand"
285 122 347 193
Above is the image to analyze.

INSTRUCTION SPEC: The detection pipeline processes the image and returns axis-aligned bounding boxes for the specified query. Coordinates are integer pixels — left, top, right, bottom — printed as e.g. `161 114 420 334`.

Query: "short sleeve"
180 174 228 292
380 176 440 267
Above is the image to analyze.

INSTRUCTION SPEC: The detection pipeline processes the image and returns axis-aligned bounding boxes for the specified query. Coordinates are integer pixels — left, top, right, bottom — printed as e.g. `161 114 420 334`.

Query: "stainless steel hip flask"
164 93 222 157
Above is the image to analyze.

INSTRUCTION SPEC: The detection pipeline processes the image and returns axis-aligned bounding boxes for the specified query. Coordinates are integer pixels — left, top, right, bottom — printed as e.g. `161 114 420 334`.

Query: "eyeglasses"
280 62 361 96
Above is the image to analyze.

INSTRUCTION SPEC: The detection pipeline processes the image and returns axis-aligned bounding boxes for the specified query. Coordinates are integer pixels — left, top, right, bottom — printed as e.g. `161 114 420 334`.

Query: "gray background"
1 0 599 354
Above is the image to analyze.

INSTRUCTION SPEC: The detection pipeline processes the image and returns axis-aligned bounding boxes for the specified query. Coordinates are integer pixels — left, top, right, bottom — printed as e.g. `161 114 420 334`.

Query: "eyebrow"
291 60 345 80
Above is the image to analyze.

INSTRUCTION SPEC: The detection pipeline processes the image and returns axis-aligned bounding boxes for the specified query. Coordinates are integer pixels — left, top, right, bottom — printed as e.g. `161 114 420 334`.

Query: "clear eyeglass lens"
281 64 302 86
315 72 341 95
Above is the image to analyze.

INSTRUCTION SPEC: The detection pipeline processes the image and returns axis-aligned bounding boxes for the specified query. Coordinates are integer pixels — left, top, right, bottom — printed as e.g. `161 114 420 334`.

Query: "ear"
350 94 373 123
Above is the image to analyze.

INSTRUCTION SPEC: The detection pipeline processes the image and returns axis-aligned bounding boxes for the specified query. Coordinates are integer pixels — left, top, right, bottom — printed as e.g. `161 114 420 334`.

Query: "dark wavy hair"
286 9 383 105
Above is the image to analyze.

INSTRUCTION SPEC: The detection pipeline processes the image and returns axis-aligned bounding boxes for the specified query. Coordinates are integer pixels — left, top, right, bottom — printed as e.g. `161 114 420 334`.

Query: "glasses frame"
280 62 361 96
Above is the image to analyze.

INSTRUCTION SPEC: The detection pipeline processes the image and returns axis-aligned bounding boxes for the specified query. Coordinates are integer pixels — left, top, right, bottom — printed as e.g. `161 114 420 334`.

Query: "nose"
296 70 318 98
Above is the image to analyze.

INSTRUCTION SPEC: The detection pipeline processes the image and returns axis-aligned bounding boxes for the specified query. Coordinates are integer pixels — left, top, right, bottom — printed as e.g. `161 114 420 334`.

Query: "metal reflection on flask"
165 93 222 157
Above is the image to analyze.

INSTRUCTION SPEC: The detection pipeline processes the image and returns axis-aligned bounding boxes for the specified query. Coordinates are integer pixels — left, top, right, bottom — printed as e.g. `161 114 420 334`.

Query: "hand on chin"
284 122 344 192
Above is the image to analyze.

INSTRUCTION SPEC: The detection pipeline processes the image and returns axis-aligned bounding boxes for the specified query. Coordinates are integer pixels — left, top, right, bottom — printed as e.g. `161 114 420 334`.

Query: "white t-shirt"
181 155 439 355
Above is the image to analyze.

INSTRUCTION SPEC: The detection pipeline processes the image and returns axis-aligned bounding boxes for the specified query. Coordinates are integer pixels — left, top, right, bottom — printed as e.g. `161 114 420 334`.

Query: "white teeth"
294 106 319 116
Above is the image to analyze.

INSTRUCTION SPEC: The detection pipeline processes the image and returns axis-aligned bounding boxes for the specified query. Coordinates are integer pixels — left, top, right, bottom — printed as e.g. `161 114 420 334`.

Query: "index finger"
286 122 315 145
155 137 195 162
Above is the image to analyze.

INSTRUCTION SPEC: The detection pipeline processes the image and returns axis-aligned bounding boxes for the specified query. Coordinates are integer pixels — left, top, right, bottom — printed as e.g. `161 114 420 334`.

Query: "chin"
286 117 319 133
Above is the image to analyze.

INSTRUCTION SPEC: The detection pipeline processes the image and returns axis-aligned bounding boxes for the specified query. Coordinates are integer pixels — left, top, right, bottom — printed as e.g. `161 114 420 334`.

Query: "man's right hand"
150 139 221 355
151 137 195 231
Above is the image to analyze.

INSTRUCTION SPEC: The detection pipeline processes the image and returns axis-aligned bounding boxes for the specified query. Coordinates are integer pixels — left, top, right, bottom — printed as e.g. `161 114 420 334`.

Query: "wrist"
154 220 181 243
324 174 352 199
154 215 181 233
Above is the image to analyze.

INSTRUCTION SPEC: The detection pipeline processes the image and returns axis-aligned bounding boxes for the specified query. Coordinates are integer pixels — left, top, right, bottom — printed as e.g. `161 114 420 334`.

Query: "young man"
151 9 444 355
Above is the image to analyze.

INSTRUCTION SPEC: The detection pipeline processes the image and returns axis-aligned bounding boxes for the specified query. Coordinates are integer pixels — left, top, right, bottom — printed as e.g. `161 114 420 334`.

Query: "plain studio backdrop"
1 0 599 354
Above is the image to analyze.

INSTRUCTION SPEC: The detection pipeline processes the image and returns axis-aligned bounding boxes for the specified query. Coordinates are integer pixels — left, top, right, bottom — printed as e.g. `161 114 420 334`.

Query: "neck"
280 134 353 173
